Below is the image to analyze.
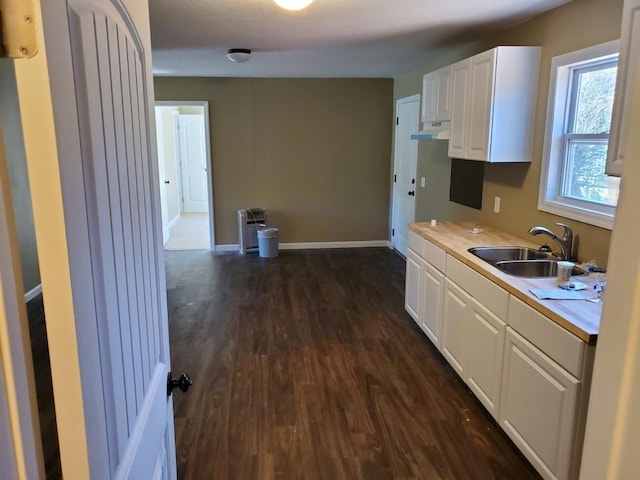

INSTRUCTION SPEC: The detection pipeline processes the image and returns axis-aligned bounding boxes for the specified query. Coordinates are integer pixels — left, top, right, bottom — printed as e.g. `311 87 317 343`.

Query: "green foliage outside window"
563 63 619 206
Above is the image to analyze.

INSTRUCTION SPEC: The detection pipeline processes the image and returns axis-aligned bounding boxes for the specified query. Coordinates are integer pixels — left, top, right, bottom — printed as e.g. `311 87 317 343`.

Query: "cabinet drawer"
408 230 423 255
508 297 586 378
445 255 509 320
423 239 446 272
407 231 446 272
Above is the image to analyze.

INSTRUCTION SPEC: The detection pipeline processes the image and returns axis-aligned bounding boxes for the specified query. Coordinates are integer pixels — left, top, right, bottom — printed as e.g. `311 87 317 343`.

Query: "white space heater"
238 208 267 254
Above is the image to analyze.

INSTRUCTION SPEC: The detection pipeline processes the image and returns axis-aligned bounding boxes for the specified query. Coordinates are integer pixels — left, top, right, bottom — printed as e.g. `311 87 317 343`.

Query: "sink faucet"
528 223 574 260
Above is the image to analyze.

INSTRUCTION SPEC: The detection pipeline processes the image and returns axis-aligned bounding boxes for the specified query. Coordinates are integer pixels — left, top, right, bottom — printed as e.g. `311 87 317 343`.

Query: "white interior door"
178 114 208 213
14 0 178 478
392 95 420 256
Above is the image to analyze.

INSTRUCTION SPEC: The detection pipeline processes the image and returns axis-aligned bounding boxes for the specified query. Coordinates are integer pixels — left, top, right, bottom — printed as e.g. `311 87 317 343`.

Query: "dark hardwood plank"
166 248 541 480
26 295 62 480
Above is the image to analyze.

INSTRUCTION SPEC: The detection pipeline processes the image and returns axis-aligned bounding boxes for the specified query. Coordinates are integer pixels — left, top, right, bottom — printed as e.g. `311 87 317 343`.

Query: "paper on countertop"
530 288 586 300
558 281 589 291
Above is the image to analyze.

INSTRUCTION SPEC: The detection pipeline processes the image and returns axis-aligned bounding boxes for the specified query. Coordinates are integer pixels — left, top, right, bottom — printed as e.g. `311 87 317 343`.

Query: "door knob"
408 191 415 196
167 372 192 396
164 180 170 184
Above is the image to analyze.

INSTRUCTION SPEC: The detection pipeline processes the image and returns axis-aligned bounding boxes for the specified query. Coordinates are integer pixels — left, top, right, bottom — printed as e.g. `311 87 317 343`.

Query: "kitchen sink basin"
495 260 586 278
468 246 550 264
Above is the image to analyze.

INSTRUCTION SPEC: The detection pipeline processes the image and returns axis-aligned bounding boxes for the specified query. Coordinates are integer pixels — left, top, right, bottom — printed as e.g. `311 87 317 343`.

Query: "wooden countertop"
409 221 602 344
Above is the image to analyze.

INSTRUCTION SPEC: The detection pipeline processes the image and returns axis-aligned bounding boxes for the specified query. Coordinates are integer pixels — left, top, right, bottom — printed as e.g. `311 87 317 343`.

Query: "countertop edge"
409 222 599 345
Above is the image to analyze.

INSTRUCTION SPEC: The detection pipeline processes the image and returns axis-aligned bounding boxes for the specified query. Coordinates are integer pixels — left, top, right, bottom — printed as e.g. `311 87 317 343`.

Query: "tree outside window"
562 62 619 207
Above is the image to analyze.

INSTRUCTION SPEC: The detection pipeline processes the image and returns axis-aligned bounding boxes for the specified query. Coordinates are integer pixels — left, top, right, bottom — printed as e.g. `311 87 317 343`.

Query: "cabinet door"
448 59 470 159
465 297 506 419
500 328 579 480
441 278 470 375
466 49 495 161
435 66 452 122
420 261 444 347
421 71 437 124
405 248 422 323
606 0 640 176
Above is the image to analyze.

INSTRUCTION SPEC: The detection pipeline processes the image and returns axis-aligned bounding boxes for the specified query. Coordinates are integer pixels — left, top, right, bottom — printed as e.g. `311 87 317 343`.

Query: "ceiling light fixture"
226 48 252 63
273 0 314 11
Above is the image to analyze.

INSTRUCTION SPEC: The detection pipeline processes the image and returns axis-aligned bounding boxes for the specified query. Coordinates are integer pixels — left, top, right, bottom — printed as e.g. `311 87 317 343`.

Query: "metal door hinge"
396 117 399 126
1 0 38 58
392 229 395 236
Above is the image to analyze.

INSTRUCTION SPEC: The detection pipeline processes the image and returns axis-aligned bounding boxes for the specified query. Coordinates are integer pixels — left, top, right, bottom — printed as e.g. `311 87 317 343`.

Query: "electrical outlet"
494 196 501 213
421 177 426 188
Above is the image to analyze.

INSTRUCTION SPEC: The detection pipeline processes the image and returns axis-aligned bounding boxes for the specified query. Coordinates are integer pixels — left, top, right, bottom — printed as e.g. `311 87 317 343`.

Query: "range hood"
411 121 450 141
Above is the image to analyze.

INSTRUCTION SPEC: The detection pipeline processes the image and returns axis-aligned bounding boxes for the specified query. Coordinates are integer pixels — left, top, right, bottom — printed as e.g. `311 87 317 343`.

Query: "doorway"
391 94 420 257
155 102 214 250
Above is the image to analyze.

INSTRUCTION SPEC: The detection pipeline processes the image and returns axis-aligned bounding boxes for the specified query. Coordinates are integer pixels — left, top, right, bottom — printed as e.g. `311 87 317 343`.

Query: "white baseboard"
167 215 180 229
214 241 390 253
279 240 390 250
214 244 240 252
24 284 42 303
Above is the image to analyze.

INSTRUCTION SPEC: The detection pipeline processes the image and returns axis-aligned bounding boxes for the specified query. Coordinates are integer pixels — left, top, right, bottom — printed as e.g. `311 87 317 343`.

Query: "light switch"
421 177 426 188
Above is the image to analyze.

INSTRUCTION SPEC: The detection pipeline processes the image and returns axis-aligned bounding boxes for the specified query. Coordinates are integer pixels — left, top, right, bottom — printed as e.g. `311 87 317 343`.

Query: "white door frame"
155 101 215 250
0 119 44 480
390 93 420 255
154 108 170 245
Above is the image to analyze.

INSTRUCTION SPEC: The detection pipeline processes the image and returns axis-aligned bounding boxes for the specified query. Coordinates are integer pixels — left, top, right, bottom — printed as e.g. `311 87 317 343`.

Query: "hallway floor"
165 248 540 479
165 213 210 250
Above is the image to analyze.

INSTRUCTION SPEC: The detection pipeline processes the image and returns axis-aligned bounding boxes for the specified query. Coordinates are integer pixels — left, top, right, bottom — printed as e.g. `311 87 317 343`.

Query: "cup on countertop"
557 261 574 281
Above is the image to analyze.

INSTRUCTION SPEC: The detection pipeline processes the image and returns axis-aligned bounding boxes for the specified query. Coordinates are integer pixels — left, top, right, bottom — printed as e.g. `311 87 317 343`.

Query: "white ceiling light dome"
274 0 314 11
226 48 252 63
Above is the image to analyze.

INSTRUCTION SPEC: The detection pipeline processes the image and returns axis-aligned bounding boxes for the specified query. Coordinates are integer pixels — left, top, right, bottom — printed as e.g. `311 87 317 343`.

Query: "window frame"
539 40 620 230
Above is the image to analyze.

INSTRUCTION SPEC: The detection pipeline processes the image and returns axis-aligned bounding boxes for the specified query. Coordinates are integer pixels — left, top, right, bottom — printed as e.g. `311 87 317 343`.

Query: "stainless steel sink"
468 246 550 264
495 260 586 278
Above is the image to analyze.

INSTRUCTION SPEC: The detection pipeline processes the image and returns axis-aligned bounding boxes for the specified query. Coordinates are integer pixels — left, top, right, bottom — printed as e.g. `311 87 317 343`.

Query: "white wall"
580 36 640 478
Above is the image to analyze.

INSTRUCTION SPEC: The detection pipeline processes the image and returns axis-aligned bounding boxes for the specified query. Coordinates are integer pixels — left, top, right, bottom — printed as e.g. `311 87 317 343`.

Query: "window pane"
571 63 617 134
562 139 619 207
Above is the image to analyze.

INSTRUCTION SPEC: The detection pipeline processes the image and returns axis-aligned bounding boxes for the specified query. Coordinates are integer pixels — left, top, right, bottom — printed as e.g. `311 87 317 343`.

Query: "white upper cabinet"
448 46 541 162
421 71 437 124
606 0 640 176
448 59 471 158
434 66 452 122
421 66 452 124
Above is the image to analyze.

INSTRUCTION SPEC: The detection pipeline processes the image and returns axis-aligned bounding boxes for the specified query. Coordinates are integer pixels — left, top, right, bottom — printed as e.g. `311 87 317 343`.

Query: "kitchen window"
539 41 620 229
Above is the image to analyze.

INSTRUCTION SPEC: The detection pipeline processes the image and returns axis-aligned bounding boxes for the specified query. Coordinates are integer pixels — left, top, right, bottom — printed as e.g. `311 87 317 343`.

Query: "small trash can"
257 228 279 258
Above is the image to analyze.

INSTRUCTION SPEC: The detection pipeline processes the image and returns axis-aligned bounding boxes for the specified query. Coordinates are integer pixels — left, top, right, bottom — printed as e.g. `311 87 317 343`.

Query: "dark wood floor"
166 248 541 480
26 295 62 480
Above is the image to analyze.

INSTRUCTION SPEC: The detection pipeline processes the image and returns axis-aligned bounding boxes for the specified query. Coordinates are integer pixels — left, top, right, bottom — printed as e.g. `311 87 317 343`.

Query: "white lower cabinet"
404 234 592 480
500 327 579 480
405 248 422 322
464 297 506 419
420 261 444 347
441 278 470 376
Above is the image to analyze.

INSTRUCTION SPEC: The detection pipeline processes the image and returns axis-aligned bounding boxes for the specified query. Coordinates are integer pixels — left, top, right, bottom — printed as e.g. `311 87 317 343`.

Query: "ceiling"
150 0 570 78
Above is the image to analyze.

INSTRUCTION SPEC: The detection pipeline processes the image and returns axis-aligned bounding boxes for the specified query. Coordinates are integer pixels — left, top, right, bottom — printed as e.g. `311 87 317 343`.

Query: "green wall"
154 77 394 245
394 0 623 266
